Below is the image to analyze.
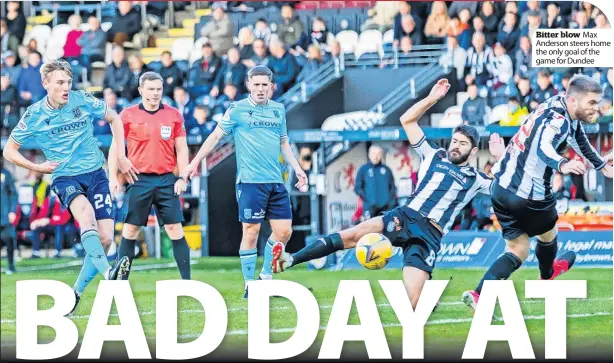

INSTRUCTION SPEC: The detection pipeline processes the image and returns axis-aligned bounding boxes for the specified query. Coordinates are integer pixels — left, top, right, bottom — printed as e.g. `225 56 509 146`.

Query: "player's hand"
488 133 506 160
295 168 308 191
8 212 16 224
428 79 451 101
109 177 124 200
36 161 59 174
118 157 139 184
181 162 199 181
174 179 187 196
603 151 613 165
600 163 613 178
560 160 587 175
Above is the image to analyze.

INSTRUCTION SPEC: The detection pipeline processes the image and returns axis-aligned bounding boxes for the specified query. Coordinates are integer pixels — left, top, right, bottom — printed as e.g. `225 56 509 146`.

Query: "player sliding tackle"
272 79 505 308
182 66 308 298
462 74 614 312
2 59 136 315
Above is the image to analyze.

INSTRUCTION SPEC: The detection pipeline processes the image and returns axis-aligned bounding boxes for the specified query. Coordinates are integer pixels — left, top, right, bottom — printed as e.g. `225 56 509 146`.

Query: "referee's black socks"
291 233 345 267
536 236 558 279
118 238 137 279
172 237 191 280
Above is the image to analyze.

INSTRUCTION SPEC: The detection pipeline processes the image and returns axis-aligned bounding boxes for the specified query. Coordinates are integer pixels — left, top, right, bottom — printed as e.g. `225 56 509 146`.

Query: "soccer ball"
355 233 393 270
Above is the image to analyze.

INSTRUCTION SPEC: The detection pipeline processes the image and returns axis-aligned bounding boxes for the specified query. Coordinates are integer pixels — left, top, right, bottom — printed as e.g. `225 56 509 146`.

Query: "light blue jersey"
10 90 109 181
219 96 287 184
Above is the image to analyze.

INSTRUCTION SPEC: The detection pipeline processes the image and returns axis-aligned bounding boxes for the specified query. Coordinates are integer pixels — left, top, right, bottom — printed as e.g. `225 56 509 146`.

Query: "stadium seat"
435 106 463 128
336 30 359 53
382 29 394 44
190 37 209 64
171 38 194 61
175 60 189 78
456 92 469 106
101 22 112 32
147 60 163 72
355 29 383 58
24 25 52 52
489 104 509 125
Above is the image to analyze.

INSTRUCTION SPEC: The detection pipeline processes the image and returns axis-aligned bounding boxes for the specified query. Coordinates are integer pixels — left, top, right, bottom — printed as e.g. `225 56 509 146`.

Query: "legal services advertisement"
1 0 613 362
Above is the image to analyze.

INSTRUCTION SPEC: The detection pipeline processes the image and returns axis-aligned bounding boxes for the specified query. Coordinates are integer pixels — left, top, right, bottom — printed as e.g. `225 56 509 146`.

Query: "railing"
32 1 118 26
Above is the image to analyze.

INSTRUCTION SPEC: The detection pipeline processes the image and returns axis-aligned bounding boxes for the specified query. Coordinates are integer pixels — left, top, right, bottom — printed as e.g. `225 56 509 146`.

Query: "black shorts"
491 183 558 240
381 206 442 275
123 173 184 227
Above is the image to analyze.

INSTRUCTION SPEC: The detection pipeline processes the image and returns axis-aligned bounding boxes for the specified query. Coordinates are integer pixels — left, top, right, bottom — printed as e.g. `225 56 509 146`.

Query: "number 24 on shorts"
94 194 112 209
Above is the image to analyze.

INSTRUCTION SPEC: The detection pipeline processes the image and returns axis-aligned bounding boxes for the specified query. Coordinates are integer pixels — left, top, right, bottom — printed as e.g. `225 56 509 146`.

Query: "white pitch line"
1 297 611 325
2 311 610 347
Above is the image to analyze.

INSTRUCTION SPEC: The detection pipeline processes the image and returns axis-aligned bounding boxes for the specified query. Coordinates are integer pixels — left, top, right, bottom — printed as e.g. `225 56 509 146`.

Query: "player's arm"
400 79 450 159
281 138 308 190
4 112 58 173
182 126 225 181
569 122 610 178
174 136 189 195
537 113 586 175
104 108 139 183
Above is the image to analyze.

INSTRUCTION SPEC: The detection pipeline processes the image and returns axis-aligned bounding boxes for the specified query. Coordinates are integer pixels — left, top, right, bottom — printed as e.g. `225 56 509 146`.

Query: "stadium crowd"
1 1 612 260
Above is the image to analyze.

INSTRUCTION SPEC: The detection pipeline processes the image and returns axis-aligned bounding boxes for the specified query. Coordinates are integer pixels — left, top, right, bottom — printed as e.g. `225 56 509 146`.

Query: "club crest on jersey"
244 209 252 219
72 108 82 118
272 110 280 118
161 126 172 140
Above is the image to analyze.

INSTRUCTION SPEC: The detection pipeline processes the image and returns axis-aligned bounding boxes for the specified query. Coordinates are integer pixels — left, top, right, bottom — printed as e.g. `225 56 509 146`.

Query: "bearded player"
182 66 308 298
3 59 136 314
462 74 613 312
271 79 506 308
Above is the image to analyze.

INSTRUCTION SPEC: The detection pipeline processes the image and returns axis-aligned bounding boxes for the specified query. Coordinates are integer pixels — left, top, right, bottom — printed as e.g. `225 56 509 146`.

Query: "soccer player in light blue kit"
182 66 307 298
3 59 138 314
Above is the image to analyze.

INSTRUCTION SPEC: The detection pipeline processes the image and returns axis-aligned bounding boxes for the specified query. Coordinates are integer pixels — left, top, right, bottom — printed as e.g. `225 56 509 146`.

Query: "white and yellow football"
355 233 393 270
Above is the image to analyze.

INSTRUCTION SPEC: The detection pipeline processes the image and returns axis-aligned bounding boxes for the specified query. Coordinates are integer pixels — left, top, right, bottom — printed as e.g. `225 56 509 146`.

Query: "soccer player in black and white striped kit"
463 74 614 311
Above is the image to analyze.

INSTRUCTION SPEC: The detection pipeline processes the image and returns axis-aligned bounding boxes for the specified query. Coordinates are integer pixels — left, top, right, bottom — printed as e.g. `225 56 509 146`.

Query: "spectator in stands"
594 12 610 29
439 36 466 82
63 15 83 64
30 192 76 259
211 47 247 97
447 16 471 50
126 54 149 100
213 83 240 116
462 84 487 126
517 77 533 110
297 45 323 83
23 170 50 259
372 1 400 32
514 36 532 80
103 46 132 99
324 39 353 65
393 1 422 39
497 12 520 53
1 51 20 86
174 86 197 129
521 10 543 41
107 0 143 46
17 51 46 106
1 71 18 131
188 105 215 138
501 96 529 127
424 1 449 45
188 42 221 97
604 68 613 102
463 32 493 91
26 39 38 54
489 42 513 88
309 17 333 53
4 2 26 45
571 11 592 30
361 8 381 32
530 71 557 110
520 1 547 28
253 18 272 46
448 1 478 18
200 2 234 57
93 89 120 135
1 19 19 57
505 1 518 16
238 27 255 60
354 145 397 220
243 38 269 68
160 51 182 98
77 16 106 76
277 4 307 51
599 99 612 118
546 3 568 29
0 155 17 273
479 2 499 46
381 36 412 69
268 38 299 98
394 14 423 47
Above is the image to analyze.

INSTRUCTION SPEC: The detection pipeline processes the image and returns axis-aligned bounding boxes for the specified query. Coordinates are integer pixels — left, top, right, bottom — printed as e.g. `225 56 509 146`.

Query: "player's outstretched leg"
272 216 385 272
260 219 292 279
462 234 528 314
535 228 576 280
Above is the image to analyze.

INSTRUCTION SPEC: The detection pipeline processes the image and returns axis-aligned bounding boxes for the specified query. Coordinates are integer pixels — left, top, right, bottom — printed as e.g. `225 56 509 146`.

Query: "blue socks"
74 256 98 295
260 239 276 279
476 252 522 294
81 229 111 276
240 248 257 288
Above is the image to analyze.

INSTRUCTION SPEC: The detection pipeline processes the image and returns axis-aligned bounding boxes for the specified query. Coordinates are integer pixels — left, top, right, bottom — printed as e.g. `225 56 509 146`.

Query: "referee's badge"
161 126 172 140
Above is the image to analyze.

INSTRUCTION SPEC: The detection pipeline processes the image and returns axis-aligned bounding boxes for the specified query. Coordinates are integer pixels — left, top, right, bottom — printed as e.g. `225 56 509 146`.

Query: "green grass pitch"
1 257 612 360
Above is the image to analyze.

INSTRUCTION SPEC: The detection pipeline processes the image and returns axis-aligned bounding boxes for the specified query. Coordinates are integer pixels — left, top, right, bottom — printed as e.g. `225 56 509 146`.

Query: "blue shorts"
51 168 114 221
236 183 292 223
